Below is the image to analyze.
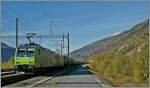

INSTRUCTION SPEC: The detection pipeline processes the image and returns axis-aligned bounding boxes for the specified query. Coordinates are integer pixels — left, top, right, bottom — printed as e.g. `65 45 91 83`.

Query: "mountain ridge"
1 42 16 62
70 19 149 62
88 19 149 86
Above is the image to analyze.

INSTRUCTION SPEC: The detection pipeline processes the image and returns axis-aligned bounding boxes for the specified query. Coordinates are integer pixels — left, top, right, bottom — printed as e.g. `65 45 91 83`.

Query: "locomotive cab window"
16 49 26 57
27 48 34 57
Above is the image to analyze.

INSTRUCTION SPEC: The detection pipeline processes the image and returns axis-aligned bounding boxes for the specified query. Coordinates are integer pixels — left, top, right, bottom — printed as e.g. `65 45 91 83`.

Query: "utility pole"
39 36 42 44
49 23 53 36
16 18 18 49
62 34 64 48
60 40 63 56
62 34 65 67
67 33 70 66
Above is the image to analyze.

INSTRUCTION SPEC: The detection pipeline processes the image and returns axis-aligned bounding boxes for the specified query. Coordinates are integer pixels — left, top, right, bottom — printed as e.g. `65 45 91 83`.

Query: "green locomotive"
15 43 67 73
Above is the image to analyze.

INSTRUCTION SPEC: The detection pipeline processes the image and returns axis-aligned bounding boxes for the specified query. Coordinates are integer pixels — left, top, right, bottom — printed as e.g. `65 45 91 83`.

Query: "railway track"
1 71 16 76
1 68 17 77
1 73 37 87
1 68 15 72
4 65 80 87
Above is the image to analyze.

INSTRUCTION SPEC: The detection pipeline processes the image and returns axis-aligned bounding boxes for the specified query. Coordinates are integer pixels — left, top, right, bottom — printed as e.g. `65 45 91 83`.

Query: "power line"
2 15 24 34
3 7 39 32
45 2 55 21
2 9 28 33
1 35 68 38
2 22 15 34
40 1 54 36
45 2 64 35
45 2 56 35
3 10 41 35
2 11 15 24
2 11 27 33
39 1 60 52
41 2 53 23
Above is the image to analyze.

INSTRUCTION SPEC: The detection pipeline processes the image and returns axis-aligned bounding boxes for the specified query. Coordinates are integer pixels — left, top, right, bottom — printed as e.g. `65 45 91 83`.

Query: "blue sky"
1 1 148 52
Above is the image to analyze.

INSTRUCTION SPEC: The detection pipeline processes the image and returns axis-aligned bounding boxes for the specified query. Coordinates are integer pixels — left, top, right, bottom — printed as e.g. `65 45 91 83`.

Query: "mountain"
71 19 149 62
89 19 149 86
1 42 11 48
1 42 16 62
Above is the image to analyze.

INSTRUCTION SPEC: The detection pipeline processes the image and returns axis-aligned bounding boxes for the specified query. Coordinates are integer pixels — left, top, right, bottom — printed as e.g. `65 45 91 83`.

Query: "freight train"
15 43 78 73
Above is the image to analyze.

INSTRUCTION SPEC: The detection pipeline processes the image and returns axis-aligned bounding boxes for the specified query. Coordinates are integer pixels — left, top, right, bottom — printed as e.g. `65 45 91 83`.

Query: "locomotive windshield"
16 48 34 57
26 48 34 57
16 49 26 57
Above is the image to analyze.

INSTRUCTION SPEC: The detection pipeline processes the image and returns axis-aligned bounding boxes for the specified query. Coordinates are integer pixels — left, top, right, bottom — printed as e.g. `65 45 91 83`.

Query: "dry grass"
1 58 15 69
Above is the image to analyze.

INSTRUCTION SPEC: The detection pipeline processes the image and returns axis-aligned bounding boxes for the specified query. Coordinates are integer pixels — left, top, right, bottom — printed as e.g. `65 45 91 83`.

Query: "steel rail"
1 73 37 87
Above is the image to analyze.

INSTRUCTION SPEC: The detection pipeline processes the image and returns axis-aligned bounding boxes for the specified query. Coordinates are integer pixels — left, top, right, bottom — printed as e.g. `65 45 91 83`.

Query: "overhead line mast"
16 18 18 49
